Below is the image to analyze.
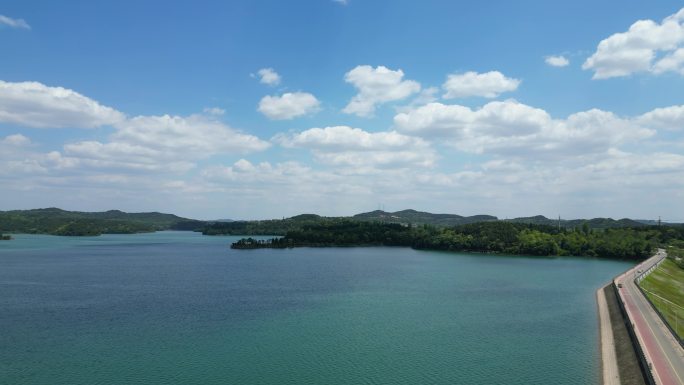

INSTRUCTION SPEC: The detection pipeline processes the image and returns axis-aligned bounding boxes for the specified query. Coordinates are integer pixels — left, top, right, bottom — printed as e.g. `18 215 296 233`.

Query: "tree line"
231 220 684 260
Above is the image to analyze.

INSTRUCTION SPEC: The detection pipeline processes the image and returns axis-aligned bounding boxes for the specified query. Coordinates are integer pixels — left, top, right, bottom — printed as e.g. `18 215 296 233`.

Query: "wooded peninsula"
228 220 684 260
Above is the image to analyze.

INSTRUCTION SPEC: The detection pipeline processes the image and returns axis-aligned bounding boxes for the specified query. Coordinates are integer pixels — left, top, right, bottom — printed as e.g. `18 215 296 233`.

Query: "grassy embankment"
639 247 684 340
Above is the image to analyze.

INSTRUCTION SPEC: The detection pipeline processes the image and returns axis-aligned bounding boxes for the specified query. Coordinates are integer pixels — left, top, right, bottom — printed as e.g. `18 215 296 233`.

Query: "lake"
0 231 633 384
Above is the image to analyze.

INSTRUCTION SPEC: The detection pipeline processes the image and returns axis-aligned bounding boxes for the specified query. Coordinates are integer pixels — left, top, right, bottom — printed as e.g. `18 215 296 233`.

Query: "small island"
0 233 11 240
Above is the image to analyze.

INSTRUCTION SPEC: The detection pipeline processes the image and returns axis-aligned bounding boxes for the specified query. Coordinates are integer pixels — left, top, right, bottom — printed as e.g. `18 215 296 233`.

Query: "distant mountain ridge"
0 208 200 235
353 209 497 226
0 207 676 237
505 215 647 229
353 210 669 229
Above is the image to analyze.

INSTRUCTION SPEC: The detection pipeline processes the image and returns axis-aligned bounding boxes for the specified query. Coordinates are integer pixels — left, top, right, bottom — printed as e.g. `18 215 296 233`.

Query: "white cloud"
194 143 684 219
0 134 48 176
583 8 684 79
1 133 30 146
418 148 684 216
274 125 436 169
333 0 349 5
0 79 270 177
636 104 684 130
442 71 520 99
653 48 684 75
343 65 421 117
56 114 270 173
397 87 439 112
585 149 684 174
545 55 570 67
0 15 30 30
258 92 320 120
112 114 270 156
275 125 425 150
203 107 225 116
394 100 654 158
60 142 195 173
0 80 125 128
394 101 550 138
256 68 281 86
203 159 314 184
200 159 388 216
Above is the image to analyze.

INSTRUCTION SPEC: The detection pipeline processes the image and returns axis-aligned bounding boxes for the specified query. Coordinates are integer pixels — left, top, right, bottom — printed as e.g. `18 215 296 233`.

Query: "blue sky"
1 1 684 220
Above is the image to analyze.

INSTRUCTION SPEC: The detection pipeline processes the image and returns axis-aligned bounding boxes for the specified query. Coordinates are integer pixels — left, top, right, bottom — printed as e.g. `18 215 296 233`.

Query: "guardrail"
635 256 665 284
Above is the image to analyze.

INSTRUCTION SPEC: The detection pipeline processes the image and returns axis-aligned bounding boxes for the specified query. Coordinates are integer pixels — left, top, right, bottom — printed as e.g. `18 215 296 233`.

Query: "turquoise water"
0 232 633 384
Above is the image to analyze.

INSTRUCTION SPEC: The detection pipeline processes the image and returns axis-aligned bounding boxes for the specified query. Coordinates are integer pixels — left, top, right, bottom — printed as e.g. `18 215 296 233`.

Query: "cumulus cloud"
200 158 385 216
653 48 684 75
203 159 314 184
636 104 684 130
274 125 436 169
545 55 570 67
343 65 420 117
275 125 425 150
585 149 684 174
57 114 270 173
583 8 684 78
397 87 439 112
114 114 269 154
442 71 520 99
60 142 195 173
196 142 684 219
0 80 125 128
1 133 30 146
394 100 654 158
258 92 320 120
256 68 281 86
0 79 271 176
0 15 30 29
0 134 49 176
394 101 549 138
0 78 271 181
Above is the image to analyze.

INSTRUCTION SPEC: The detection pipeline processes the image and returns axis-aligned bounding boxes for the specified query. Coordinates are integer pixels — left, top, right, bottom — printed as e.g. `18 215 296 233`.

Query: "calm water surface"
0 231 633 384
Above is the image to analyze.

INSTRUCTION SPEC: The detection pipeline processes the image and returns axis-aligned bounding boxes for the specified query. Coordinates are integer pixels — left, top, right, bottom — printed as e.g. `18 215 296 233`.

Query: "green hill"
506 215 646 229
205 209 662 237
0 208 201 236
353 209 497 226
202 214 328 236
0 207 667 237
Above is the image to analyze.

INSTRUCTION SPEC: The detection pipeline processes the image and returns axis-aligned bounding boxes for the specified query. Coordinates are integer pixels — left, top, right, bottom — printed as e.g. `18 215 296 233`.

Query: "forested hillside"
0 208 202 236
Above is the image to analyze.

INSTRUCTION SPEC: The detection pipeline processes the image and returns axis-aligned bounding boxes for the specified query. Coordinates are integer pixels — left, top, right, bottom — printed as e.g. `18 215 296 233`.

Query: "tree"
582 222 590 235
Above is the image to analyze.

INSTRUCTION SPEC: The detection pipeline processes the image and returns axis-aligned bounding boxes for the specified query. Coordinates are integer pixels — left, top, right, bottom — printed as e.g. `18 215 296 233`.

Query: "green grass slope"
639 257 684 340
